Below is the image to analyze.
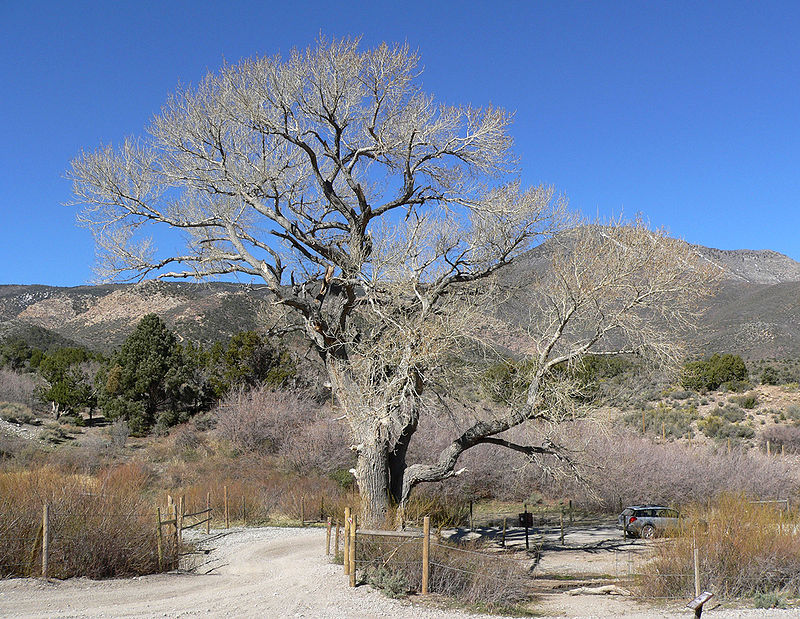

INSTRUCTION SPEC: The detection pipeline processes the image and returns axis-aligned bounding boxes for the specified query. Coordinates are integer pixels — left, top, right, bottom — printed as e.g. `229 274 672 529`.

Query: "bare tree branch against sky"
1 0 799 285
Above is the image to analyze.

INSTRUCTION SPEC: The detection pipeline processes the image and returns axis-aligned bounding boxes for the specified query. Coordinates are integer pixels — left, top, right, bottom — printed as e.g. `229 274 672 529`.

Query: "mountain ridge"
1 243 799 359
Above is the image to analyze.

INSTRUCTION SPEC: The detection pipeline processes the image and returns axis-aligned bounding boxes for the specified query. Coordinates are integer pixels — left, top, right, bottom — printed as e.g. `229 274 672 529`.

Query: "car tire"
641 524 656 539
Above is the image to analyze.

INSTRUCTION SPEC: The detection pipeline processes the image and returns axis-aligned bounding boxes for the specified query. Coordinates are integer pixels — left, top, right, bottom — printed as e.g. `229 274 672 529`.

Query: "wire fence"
328 514 533 606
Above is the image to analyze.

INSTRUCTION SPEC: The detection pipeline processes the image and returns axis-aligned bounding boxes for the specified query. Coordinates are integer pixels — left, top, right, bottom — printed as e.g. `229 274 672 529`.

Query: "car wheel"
641 524 656 539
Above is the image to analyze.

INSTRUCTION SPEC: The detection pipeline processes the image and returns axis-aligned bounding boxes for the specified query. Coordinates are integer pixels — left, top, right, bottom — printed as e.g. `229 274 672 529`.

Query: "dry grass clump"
356 534 530 609
641 494 800 599
0 463 172 578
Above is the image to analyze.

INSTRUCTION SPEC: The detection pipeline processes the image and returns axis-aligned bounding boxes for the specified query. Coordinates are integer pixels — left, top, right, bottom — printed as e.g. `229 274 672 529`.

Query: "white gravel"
0 526 797 618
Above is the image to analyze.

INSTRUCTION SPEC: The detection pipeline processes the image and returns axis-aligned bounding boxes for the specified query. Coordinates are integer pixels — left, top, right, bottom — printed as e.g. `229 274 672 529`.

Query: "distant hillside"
691 246 800 285
2 239 800 360
0 281 271 353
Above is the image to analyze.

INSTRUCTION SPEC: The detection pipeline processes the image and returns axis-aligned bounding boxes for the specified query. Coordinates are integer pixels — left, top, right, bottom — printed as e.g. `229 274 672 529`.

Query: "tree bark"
354 443 391 528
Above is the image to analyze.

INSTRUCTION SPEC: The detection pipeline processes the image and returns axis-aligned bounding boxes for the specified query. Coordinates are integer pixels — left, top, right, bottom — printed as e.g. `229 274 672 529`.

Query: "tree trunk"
355 443 391 528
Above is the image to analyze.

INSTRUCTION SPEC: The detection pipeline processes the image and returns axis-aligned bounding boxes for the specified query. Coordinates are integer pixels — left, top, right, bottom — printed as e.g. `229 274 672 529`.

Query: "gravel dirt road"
0 526 797 618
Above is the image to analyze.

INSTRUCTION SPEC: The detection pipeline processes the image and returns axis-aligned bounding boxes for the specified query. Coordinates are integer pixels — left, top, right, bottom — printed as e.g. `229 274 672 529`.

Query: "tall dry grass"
0 463 172 578
641 494 800 599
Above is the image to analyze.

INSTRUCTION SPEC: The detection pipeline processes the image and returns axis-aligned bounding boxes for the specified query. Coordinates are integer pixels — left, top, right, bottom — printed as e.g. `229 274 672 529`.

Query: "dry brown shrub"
641 493 800 598
163 452 357 526
0 463 170 578
214 386 316 453
0 368 37 407
761 424 800 454
356 534 530 608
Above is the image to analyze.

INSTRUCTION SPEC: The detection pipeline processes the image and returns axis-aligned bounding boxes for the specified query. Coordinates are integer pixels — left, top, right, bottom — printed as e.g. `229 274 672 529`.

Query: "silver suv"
618 505 681 539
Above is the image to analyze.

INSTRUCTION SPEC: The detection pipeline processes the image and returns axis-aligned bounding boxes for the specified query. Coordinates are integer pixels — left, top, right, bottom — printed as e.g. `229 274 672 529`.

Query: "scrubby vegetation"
4 313 800 611
0 464 171 578
641 494 800 599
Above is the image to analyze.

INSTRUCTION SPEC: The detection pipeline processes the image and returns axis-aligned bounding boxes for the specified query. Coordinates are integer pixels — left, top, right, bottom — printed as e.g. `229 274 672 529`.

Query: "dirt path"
0 527 795 618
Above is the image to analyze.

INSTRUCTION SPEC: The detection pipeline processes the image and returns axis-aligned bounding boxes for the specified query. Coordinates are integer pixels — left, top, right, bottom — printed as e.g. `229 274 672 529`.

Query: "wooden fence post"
172 503 179 569
343 507 351 575
469 500 474 531
422 515 430 594
206 492 211 534
501 517 507 548
560 510 565 545
349 513 357 588
156 507 164 571
326 517 332 555
523 502 529 550
694 545 701 597
178 495 184 542
224 485 229 529
42 503 49 579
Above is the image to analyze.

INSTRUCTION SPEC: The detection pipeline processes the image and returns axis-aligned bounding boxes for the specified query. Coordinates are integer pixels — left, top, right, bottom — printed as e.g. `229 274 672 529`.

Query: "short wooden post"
178 495 184 542
523 503 529 550
560 510 565 545
422 515 430 594
343 507 351 575
767 440 772 456
42 504 49 578
326 517 332 555
224 485 229 529
206 492 211 534
501 517 507 547
301 496 305 526
694 546 701 597
172 503 179 569
349 513 357 587
156 507 164 571
335 519 341 560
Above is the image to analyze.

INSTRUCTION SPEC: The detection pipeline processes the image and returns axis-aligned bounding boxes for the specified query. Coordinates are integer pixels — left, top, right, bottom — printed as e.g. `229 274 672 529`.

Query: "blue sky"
1 0 799 286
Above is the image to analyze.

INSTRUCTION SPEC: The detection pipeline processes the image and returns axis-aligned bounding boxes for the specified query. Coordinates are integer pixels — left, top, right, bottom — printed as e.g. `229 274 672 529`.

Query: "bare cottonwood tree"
68 36 714 525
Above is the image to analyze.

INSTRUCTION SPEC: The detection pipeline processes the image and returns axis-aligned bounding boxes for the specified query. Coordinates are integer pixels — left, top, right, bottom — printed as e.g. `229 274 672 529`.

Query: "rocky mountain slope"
0 281 271 352
2 242 800 359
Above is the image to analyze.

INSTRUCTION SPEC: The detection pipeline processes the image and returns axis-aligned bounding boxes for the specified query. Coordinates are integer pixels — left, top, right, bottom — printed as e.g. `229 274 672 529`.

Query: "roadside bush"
728 392 758 409
761 425 800 454
622 404 698 439
0 402 39 425
640 494 800 598
681 354 748 392
0 463 170 578
0 368 37 406
761 366 780 386
551 423 797 511
697 416 754 442
356 535 530 609
215 386 316 453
